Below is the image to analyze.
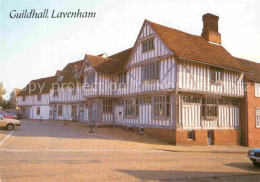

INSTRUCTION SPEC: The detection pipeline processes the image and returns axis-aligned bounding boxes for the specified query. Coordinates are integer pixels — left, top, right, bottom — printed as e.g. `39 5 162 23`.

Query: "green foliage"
0 82 7 107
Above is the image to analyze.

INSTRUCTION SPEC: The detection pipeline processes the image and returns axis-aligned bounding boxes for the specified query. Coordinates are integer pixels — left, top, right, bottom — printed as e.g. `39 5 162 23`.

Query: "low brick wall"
214 129 241 145
176 129 241 146
144 128 176 144
176 130 208 145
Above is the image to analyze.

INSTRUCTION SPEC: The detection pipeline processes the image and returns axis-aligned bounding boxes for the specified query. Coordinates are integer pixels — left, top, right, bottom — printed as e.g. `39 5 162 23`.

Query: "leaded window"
141 62 160 81
182 95 200 103
142 39 154 52
210 66 223 83
103 99 113 113
202 97 218 118
125 98 138 116
153 95 170 117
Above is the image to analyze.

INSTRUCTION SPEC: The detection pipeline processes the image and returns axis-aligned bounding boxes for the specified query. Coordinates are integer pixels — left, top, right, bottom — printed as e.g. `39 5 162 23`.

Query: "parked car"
248 149 260 167
0 111 16 119
0 114 21 130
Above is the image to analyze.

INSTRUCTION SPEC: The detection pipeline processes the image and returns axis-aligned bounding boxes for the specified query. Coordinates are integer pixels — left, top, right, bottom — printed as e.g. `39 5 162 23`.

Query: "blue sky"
1 0 260 99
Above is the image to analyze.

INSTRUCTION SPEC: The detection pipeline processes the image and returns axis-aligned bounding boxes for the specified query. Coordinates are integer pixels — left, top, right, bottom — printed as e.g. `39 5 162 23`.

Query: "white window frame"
255 83 260 97
256 108 260 128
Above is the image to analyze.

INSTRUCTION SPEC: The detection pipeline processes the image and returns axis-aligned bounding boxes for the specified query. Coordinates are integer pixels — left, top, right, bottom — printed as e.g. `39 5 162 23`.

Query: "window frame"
152 95 170 118
103 99 113 114
141 39 154 53
187 130 195 140
255 83 260 97
202 97 218 120
210 66 224 84
124 98 139 117
256 108 260 128
141 62 160 82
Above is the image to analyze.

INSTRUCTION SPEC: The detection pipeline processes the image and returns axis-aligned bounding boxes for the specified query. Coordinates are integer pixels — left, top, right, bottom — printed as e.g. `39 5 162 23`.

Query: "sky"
0 0 260 99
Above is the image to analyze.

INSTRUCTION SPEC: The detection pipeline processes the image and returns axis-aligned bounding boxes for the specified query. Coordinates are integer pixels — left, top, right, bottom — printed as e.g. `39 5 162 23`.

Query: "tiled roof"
17 76 57 96
147 20 250 72
58 60 84 84
235 57 260 82
86 47 133 74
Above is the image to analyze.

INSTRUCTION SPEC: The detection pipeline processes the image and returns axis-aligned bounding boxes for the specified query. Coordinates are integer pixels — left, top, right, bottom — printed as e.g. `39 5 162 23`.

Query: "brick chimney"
201 13 221 44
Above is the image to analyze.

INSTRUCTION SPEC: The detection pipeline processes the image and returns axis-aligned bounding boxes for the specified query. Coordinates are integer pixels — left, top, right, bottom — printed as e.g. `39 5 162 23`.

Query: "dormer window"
142 39 154 52
210 66 223 83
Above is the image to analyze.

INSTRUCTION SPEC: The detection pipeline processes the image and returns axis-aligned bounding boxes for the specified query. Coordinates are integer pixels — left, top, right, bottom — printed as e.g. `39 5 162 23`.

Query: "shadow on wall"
117 169 260 181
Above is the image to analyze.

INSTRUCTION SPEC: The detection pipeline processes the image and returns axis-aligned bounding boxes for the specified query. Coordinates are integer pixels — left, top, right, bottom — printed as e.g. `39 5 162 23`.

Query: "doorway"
207 130 214 145
91 103 98 122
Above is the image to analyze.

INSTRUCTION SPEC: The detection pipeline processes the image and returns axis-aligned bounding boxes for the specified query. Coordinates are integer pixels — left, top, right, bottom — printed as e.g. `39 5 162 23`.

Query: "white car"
0 114 21 130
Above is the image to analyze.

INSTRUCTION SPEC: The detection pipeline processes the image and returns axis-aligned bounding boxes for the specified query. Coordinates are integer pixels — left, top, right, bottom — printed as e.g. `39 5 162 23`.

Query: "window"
202 97 218 118
141 62 160 81
22 96 25 101
37 94 41 101
53 90 58 97
116 99 123 106
86 63 90 68
182 95 200 103
125 98 139 116
255 83 260 97
58 105 62 116
210 66 223 83
85 71 95 87
140 96 152 105
230 99 239 106
256 108 260 128
187 130 195 140
142 39 154 52
103 99 113 113
118 72 127 84
37 107 40 115
153 95 170 117
219 98 229 105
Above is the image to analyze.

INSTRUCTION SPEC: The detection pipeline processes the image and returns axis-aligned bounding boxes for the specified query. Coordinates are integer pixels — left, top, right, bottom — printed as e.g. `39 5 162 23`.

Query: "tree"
0 82 7 106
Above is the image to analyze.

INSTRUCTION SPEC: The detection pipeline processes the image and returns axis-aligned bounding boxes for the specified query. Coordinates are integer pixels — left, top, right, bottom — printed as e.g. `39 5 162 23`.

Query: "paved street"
0 120 259 182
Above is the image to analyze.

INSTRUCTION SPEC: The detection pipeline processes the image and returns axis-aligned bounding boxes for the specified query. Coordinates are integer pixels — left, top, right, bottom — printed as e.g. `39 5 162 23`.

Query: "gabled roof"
17 76 57 96
58 60 84 84
235 57 260 82
146 20 250 72
86 47 133 74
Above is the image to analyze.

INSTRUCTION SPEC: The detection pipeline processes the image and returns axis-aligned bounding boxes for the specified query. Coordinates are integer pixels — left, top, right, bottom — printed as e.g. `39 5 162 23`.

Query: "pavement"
0 119 259 182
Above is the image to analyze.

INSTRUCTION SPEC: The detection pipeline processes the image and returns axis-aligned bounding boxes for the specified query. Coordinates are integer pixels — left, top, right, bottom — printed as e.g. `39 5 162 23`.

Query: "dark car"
248 148 260 167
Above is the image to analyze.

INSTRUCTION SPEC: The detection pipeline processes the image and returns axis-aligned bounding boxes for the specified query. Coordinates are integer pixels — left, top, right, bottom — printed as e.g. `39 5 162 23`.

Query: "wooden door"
91 103 98 122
